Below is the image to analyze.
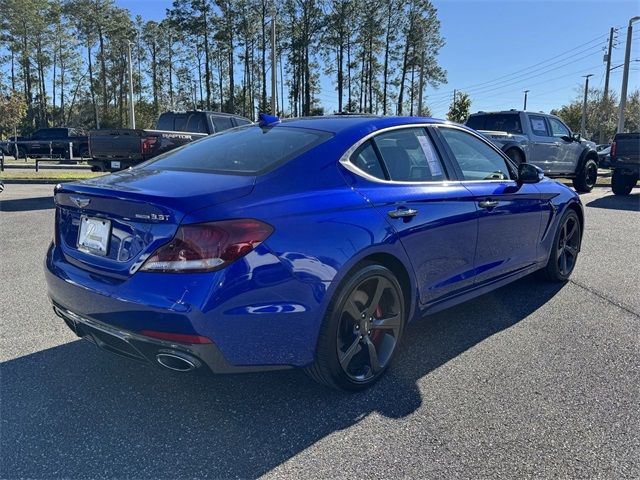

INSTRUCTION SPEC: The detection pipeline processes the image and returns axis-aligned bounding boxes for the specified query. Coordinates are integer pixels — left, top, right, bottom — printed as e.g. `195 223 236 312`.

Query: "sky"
118 0 639 119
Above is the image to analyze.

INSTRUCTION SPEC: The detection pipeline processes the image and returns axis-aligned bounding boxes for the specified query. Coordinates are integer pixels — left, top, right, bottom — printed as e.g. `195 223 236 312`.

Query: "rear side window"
143 126 332 175
529 115 549 136
466 114 523 134
439 127 512 181
350 141 385 179
234 118 252 126
373 128 446 182
212 116 234 132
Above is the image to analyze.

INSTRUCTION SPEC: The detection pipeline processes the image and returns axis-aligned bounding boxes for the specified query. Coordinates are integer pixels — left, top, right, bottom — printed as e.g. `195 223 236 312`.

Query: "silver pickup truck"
466 110 599 192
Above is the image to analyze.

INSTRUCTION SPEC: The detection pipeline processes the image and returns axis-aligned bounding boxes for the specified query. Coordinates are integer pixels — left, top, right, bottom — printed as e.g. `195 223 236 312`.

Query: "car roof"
276 115 445 134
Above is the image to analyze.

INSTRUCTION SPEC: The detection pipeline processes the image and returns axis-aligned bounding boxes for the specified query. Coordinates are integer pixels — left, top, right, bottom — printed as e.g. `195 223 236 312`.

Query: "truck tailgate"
89 129 146 161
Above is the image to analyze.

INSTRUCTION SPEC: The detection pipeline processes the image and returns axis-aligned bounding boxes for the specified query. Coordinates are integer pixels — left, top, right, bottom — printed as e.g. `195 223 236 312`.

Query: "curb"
0 179 82 184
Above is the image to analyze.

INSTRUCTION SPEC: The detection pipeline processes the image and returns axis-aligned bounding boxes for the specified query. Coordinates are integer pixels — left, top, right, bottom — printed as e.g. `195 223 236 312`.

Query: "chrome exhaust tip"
156 352 199 372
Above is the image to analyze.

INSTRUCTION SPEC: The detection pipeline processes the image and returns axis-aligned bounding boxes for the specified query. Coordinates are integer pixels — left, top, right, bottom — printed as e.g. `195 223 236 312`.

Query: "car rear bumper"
52 302 290 374
45 241 328 369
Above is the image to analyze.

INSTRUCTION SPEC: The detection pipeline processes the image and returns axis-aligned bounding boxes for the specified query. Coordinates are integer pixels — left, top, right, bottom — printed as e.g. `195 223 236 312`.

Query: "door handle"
478 200 499 209
388 207 418 219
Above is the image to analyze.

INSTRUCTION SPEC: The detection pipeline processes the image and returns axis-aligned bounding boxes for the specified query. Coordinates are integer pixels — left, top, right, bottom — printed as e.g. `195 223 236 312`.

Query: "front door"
527 114 562 175
346 127 479 305
435 126 544 285
548 116 582 174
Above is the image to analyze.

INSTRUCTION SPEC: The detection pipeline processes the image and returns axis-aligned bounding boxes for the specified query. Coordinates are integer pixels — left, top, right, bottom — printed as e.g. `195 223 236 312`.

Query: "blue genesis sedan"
45 115 583 390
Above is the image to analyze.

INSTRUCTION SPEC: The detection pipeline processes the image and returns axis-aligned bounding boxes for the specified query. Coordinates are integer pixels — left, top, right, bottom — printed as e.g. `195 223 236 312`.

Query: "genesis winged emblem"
70 196 91 208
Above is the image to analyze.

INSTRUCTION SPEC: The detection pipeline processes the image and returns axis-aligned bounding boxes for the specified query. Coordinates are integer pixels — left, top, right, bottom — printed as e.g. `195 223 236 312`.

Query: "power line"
427 63 604 110
426 33 608 101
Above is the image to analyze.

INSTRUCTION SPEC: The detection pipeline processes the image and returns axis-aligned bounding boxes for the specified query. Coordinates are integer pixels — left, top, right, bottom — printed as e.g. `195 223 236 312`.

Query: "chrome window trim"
339 123 457 186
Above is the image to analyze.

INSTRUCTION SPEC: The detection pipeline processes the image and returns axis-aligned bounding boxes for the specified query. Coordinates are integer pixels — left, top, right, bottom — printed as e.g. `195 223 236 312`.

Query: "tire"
506 148 524 165
542 209 582 282
611 169 637 196
79 148 90 160
306 262 406 391
15 146 27 160
572 158 598 193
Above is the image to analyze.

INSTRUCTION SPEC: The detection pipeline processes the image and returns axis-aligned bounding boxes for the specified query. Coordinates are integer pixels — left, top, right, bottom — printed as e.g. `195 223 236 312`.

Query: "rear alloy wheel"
572 158 598 193
543 209 581 282
611 169 637 196
306 263 405 391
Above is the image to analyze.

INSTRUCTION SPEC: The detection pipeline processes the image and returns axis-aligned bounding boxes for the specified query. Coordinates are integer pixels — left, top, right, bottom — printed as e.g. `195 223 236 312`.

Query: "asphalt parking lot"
1 184 639 479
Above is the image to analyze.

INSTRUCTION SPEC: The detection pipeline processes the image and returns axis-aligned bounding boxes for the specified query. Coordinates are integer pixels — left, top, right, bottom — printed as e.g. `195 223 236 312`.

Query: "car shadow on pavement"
1 275 565 479
0 196 54 212
585 192 640 212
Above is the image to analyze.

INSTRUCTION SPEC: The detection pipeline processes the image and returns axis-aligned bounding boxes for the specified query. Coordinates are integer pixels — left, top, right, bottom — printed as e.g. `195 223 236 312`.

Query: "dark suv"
466 111 600 192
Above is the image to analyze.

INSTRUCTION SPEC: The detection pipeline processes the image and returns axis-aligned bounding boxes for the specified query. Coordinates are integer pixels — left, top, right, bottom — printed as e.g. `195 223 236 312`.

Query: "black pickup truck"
3 128 89 159
610 132 640 195
88 111 252 172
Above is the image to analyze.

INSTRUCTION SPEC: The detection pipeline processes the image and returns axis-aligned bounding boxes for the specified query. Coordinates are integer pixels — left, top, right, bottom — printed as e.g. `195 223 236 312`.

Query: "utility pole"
581 74 593 138
600 27 615 143
270 5 277 115
127 41 135 128
523 90 529 110
617 16 640 133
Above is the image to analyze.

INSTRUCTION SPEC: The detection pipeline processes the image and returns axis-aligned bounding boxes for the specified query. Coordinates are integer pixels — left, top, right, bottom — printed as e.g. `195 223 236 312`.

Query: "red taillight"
141 136 157 155
140 219 273 273
610 141 616 158
139 330 213 344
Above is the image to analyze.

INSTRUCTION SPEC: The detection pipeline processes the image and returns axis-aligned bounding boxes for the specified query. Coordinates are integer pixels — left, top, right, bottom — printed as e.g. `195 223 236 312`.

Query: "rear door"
345 126 479 305
435 126 544 286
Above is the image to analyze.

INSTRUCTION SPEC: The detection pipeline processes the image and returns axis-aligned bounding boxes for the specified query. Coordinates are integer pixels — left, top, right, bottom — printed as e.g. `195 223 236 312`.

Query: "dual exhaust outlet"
155 352 200 372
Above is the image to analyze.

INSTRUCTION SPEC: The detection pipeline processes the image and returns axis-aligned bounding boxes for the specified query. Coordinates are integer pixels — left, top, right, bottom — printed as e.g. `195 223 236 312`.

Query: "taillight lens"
610 141 616 158
141 136 157 155
140 219 273 273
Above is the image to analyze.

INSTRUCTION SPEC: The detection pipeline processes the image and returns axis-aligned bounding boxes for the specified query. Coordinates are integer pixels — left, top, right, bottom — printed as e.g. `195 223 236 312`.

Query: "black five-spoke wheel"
307 263 405 391
543 209 582 281
337 275 402 382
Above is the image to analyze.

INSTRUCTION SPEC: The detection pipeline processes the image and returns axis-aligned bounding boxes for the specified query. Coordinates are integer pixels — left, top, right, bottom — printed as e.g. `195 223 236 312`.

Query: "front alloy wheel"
307 263 405 391
543 209 581 281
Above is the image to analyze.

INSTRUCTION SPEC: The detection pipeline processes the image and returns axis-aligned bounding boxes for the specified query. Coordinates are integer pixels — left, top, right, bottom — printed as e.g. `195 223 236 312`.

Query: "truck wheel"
572 158 597 193
15 146 27 160
506 148 524 165
611 169 637 196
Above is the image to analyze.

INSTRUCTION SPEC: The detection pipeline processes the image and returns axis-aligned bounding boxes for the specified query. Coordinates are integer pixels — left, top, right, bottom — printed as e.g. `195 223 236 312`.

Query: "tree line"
0 0 447 135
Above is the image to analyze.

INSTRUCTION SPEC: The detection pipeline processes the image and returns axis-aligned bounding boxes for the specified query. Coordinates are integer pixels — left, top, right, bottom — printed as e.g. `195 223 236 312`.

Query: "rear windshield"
466 114 523 134
142 126 332 175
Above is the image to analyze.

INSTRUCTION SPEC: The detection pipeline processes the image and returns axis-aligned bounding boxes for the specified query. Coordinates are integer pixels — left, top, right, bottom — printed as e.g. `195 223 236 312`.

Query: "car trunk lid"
54 168 255 278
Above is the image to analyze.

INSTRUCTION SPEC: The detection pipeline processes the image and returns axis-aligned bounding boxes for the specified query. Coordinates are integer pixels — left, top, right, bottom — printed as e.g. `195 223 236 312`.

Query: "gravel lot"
1 183 639 479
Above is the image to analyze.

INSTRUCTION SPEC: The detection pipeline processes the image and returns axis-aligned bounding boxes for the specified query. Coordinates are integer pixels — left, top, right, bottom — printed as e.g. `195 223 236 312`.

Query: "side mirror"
572 132 581 142
518 163 544 184
560 135 573 143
